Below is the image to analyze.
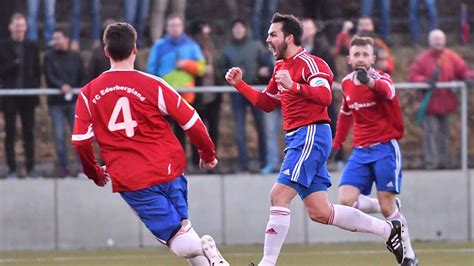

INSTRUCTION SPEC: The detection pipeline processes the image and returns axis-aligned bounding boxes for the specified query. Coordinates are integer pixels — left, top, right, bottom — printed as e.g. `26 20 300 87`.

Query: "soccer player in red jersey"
225 13 407 265
333 36 418 266
71 22 228 266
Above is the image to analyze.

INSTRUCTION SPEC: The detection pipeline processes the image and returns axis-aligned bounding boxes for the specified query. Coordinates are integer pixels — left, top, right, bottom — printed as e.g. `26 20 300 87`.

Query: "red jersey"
236 49 333 131
72 69 215 192
333 68 404 148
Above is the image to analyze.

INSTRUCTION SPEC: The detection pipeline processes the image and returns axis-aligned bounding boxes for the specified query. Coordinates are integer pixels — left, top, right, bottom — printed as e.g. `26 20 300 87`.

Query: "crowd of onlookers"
0 0 472 178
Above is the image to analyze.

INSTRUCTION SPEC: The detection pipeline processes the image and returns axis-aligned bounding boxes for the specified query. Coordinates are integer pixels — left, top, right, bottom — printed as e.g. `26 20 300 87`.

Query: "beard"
270 42 288 60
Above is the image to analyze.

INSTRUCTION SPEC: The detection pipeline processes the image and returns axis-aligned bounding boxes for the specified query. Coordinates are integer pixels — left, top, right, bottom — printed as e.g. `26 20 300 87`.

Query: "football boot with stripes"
385 219 406 264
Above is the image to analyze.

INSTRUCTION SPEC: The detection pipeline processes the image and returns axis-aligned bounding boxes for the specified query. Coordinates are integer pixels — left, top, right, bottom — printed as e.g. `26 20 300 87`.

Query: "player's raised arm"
71 89 108 186
157 81 217 170
356 68 395 100
372 74 395 99
225 67 280 112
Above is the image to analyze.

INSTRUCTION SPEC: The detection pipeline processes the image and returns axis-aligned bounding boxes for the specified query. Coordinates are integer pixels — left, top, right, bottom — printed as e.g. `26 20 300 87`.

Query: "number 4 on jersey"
108 97 137 137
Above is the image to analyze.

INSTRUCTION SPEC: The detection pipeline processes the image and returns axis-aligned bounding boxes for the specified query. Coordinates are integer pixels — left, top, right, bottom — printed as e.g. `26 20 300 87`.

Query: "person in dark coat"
0 13 41 178
43 28 86 177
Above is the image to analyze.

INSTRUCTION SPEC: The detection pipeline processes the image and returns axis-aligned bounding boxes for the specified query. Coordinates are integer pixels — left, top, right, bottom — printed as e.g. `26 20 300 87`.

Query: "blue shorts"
120 175 188 244
277 123 332 199
340 140 402 195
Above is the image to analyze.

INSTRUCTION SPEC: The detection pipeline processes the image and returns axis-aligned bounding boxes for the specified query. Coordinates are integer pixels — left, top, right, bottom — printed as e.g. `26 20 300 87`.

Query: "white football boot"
201 235 230 266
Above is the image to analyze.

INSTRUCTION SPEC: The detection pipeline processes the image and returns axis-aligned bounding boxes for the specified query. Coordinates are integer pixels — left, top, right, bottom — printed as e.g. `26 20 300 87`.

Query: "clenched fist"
199 158 219 171
225 67 243 86
274 70 294 91
355 67 370 84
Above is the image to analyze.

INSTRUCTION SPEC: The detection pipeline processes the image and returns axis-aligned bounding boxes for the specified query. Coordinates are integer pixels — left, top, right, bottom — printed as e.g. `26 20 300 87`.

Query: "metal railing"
0 81 469 170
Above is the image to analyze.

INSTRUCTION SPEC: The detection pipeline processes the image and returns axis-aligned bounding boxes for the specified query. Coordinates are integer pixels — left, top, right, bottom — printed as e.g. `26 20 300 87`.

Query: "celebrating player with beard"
226 13 408 266
333 36 418 266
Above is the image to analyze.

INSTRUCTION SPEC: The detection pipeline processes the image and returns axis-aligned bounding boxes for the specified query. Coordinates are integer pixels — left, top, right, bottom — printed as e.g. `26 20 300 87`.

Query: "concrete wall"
470 170 474 241
0 180 55 251
0 170 472 251
56 180 140 249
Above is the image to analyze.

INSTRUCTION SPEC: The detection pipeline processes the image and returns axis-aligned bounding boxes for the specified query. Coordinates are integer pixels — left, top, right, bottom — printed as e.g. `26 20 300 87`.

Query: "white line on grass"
226 248 474 257
0 248 473 263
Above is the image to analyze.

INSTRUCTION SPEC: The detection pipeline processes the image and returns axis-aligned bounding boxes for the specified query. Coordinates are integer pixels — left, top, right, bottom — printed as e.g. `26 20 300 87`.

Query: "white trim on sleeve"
265 91 281 100
80 92 91 117
340 109 352 115
158 86 168 115
381 79 396 99
71 124 94 141
181 111 199 130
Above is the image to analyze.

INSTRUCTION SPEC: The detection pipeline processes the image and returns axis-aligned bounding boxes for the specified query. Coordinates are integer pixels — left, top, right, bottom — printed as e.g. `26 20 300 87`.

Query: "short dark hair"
166 13 184 23
230 18 247 29
53 27 70 38
9 12 26 24
350 36 374 47
271 13 303 46
103 22 136 61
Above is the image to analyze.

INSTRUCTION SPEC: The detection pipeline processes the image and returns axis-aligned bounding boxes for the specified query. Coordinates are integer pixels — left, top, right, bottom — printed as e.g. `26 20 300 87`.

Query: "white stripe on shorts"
390 139 402 192
291 125 316 182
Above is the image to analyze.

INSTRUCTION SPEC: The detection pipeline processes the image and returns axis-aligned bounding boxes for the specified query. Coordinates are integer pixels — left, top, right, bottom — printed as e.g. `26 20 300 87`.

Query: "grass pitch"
1 242 472 266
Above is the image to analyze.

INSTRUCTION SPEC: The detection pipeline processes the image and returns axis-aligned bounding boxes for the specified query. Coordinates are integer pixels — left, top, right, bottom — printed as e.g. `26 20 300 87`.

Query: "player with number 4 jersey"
72 22 228 266
73 67 211 192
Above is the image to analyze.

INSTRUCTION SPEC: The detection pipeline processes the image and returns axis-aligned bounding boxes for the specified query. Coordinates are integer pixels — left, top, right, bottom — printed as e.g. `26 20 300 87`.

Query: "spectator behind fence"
189 21 222 172
259 49 280 175
0 1 18 40
147 14 206 152
88 37 110 80
251 0 279 42
150 0 186 42
360 0 391 44
44 28 86 177
408 29 474 169
301 0 339 42
124 0 150 47
356 16 394 74
220 19 269 173
334 20 353 56
70 0 102 51
26 0 55 44
409 0 438 44
302 18 344 168
0 13 41 178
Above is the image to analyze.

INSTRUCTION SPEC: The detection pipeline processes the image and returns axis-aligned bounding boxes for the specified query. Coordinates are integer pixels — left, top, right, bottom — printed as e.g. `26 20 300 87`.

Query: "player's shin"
354 195 381 213
259 206 291 266
387 211 416 260
329 204 391 240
